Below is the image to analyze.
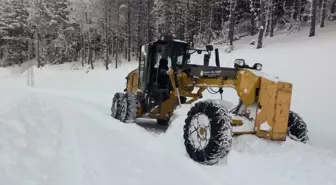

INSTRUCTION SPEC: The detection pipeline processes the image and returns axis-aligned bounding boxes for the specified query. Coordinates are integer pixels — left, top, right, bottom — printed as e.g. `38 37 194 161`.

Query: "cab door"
138 44 149 91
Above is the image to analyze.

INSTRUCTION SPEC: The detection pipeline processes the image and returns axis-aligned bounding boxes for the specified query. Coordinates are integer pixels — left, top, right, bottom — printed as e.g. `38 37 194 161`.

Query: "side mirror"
204 54 210 66
233 59 246 68
197 50 202 54
206 45 214 51
252 63 263 71
234 59 245 65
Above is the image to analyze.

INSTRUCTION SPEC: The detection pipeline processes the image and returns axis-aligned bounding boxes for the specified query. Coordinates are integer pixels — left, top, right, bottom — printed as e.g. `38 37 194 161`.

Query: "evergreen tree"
0 0 335 67
29 0 73 64
0 0 30 66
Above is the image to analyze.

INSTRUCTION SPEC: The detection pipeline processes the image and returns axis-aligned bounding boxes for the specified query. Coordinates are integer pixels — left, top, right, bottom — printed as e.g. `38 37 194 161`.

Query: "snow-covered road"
1 86 335 185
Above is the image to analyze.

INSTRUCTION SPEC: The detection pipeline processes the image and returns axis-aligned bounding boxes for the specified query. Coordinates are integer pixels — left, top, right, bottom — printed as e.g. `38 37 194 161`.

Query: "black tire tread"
111 92 123 119
119 93 138 123
288 110 309 143
183 100 233 165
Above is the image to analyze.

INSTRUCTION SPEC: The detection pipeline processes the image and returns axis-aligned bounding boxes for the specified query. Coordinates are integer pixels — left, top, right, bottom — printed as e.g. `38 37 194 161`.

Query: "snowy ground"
1 23 336 185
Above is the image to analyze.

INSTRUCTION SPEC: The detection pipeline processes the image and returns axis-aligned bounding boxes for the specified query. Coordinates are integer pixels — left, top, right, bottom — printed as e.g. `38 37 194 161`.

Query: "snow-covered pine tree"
1 0 329 67
0 0 30 66
0 0 7 65
29 0 73 64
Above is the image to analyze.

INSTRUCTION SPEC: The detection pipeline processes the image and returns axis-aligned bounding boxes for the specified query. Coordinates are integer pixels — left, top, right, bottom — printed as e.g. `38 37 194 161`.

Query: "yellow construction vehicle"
110 34 308 165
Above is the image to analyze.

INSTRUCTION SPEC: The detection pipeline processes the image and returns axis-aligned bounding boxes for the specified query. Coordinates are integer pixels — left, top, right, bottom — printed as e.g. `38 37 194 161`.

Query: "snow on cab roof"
173 39 187 44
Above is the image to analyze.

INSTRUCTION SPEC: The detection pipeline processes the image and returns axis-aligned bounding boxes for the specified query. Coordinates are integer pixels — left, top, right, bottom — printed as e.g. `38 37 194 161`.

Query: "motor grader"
110 34 308 165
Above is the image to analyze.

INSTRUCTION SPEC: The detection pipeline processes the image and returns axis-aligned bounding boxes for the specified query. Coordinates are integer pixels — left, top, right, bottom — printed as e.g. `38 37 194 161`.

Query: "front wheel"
183 100 233 165
111 92 123 120
119 93 138 123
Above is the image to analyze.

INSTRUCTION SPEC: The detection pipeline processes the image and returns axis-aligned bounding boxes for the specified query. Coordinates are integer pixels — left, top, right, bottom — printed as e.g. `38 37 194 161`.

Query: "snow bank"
1 87 335 185
0 68 9 78
158 100 336 185
0 88 222 185
0 89 62 185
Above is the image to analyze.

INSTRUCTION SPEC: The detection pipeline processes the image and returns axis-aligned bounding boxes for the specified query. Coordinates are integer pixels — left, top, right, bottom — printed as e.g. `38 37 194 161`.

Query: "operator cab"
138 35 188 95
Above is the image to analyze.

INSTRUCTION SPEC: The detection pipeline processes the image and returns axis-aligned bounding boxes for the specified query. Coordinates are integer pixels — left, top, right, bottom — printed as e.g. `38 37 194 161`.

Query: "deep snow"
1 23 336 185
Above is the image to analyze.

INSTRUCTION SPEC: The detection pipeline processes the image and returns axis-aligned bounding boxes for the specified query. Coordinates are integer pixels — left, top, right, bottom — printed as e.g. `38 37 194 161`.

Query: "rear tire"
111 92 123 120
119 93 138 123
288 110 309 143
183 100 233 165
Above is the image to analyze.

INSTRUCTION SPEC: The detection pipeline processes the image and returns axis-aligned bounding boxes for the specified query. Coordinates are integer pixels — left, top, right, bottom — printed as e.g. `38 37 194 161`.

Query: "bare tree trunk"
88 35 94 69
81 48 84 66
290 0 296 21
115 0 120 68
257 0 266 49
87 37 90 65
174 1 177 34
297 0 302 19
309 0 317 37
137 0 142 58
199 0 203 38
128 0 131 62
111 35 115 58
228 0 236 46
81 32 85 66
250 0 256 35
297 0 302 31
208 0 214 43
331 0 336 17
270 0 276 37
124 37 127 59
104 0 109 70
85 11 90 65
36 31 40 67
320 0 326 27
265 1 271 37
179 11 183 39
35 0 41 68
220 1 224 29
147 0 151 43
92 50 95 69
184 0 189 41
287 0 297 33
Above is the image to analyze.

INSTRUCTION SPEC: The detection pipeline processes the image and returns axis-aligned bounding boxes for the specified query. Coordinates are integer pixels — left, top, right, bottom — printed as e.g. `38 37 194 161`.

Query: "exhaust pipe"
215 49 220 67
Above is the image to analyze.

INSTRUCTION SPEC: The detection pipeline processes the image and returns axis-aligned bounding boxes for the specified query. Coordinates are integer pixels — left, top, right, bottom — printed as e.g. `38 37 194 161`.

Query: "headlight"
233 59 245 67
253 63 263 71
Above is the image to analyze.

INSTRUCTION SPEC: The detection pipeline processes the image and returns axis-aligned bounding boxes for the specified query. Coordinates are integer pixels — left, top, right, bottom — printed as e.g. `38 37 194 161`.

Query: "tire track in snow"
32 89 226 185
19 88 336 185
0 93 63 185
